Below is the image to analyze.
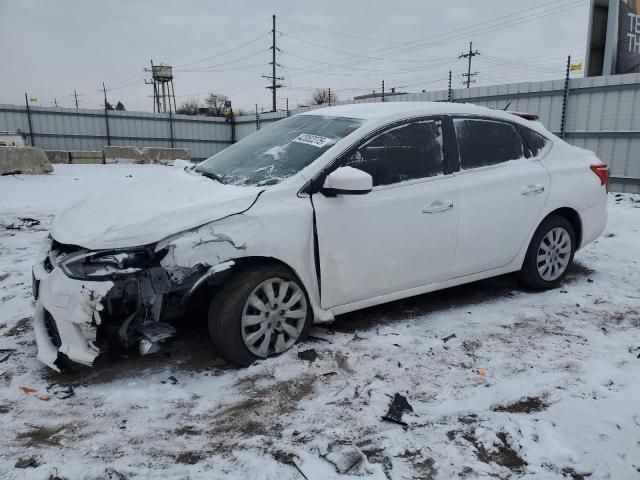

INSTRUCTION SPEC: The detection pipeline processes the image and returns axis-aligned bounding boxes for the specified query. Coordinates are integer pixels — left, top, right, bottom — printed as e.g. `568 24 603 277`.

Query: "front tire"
208 264 312 367
519 215 576 290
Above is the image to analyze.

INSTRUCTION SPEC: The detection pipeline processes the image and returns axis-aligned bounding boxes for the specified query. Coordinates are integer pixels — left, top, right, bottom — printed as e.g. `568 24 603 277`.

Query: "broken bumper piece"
33 267 111 371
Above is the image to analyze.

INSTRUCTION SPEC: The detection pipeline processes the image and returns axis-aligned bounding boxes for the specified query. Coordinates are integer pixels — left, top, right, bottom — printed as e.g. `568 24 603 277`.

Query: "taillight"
590 163 608 186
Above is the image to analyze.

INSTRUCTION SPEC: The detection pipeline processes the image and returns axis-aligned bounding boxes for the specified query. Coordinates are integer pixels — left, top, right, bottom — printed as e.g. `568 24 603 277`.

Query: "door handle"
422 200 454 214
521 184 545 195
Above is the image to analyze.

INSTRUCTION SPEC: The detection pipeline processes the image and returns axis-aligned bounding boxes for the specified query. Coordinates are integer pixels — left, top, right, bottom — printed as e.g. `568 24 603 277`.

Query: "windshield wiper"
197 170 226 184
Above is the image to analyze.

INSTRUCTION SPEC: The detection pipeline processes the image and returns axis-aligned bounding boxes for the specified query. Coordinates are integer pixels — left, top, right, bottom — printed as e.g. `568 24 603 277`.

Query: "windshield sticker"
291 133 335 148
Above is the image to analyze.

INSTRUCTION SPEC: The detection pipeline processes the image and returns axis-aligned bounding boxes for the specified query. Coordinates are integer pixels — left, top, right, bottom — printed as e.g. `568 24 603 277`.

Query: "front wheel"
208 265 312 367
519 215 576 290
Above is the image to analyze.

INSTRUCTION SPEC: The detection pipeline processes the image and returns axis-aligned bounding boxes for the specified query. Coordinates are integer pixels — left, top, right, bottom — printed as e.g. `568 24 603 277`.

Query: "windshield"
196 115 363 186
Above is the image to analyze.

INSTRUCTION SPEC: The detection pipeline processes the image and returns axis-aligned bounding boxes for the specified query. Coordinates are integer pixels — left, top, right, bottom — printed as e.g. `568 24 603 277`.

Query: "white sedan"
32 102 608 370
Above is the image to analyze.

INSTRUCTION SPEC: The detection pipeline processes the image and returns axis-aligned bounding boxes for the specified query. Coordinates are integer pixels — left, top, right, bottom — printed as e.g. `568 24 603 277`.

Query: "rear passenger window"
520 127 551 158
343 120 444 186
453 119 524 169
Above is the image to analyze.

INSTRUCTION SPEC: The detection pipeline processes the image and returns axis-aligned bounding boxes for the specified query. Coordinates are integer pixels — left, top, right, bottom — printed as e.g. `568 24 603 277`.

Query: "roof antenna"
503 91 521 111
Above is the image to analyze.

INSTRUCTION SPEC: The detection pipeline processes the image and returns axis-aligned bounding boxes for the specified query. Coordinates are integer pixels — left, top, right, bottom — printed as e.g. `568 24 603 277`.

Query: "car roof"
300 101 552 136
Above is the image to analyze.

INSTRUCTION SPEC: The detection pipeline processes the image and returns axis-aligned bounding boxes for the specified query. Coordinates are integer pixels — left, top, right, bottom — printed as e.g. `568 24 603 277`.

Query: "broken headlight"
59 249 159 280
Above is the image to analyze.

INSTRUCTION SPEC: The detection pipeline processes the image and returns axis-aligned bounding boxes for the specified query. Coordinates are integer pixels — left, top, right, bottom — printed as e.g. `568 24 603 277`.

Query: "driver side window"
342 119 444 187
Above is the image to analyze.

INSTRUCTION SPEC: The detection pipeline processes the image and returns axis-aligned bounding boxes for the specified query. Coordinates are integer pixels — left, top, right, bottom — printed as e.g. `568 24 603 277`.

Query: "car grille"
43 310 62 348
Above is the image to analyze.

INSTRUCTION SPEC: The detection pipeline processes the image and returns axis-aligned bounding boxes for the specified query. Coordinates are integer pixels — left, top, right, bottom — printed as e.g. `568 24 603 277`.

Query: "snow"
1 165 640 479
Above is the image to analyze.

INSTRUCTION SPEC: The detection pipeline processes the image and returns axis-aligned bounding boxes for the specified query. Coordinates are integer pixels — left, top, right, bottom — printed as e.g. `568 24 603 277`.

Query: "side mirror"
322 166 373 196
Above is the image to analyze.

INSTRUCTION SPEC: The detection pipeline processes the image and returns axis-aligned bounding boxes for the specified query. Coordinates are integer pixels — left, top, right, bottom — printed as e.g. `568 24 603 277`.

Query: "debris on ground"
105 467 128 479
4 217 41 230
492 396 549 414
298 349 317 362
161 375 178 385
322 441 371 475
477 368 488 377
442 333 457 343
47 383 75 400
0 349 16 363
382 393 414 426
15 457 39 468
306 328 334 344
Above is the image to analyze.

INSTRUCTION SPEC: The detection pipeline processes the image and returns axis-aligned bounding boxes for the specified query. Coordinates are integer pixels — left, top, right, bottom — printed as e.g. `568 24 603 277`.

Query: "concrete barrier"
142 147 190 164
70 151 104 164
0 147 53 175
104 146 143 164
44 150 71 164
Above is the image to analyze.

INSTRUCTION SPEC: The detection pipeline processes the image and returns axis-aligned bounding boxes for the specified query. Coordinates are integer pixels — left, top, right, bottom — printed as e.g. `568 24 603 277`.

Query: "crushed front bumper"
33 262 112 372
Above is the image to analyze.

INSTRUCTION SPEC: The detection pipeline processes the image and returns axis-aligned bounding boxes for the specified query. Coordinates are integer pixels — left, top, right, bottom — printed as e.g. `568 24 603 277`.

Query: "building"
586 0 640 76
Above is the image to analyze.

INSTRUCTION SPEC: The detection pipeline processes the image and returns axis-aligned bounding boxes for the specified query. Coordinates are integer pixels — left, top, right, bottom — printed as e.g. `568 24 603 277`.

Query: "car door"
452 117 550 277
312 118 459 310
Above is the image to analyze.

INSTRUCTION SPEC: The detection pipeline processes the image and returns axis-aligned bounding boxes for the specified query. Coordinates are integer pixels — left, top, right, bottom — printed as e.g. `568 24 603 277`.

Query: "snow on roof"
300 101 499 120
301 101 551 135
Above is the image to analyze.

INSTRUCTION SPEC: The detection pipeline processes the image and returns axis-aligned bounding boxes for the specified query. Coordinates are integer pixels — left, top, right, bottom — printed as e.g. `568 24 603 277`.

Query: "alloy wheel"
240 277 308 357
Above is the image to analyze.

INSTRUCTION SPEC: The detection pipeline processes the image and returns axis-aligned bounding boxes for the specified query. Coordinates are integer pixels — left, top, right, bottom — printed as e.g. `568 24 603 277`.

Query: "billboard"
617 0 640 73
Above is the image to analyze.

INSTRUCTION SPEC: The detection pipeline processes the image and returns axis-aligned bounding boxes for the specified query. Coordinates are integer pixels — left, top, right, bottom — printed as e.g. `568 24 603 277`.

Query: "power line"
278 16 409 45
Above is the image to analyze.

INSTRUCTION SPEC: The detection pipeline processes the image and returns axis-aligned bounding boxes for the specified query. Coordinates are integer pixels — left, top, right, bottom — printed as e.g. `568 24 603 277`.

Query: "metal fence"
2 73 640 192
235 72 640 193
0 104 232 160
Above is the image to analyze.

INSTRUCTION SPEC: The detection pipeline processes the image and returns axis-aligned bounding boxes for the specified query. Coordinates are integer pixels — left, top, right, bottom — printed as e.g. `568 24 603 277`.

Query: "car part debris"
5 217 41 230
298 349 317 362
161 375 178 385
442 333 457 343
382 393 414 426
322 441 370 475
46 383 75 400
15 457 39 468
139 322 176 355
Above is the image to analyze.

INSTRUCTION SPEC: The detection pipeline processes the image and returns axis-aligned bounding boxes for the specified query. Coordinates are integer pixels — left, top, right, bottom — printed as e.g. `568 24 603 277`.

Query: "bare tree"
115 101 126 111
176 98 200 116
204 93 229 117
311 88 337 105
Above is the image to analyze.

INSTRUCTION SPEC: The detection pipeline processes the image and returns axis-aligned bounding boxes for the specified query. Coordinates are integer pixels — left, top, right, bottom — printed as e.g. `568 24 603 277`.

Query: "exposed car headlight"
59 248 161 280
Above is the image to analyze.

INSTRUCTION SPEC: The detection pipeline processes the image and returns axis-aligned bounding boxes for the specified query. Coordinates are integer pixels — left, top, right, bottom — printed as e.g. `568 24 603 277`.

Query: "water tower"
145 61 177 113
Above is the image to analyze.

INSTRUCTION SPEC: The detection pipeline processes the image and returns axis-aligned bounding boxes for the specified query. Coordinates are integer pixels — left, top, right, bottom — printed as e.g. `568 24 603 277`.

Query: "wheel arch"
543 207 583 249
182 256 313 316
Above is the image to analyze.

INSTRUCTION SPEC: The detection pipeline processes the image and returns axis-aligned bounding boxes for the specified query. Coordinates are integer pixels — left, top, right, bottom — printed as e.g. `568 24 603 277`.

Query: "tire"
208 264 313 367
519 215 576 290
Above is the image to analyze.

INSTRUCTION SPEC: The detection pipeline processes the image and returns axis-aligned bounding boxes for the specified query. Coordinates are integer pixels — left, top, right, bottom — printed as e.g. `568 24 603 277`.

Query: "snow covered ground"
1 164 639 480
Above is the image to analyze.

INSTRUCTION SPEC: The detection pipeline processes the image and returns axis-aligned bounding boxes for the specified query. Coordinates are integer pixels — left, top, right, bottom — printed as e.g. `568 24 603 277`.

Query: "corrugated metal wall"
2 73 639 192
235 73 640 193
0 105 232 160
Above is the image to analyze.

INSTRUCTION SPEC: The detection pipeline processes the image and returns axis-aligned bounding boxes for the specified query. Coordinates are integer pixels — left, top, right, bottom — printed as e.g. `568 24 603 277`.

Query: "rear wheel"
520 215 576 290
208 265 312 366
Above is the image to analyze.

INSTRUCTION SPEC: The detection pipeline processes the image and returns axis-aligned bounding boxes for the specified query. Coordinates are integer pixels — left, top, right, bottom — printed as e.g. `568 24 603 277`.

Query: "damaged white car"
32 102 608 371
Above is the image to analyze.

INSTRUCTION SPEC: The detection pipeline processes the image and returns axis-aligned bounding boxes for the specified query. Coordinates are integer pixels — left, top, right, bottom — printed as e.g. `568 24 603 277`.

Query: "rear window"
453 118 524 169
520 127 551 158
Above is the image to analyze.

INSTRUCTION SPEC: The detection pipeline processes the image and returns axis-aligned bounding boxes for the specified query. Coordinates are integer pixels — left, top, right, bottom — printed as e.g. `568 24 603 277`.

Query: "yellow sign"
570 62 583 72
29 98 38 103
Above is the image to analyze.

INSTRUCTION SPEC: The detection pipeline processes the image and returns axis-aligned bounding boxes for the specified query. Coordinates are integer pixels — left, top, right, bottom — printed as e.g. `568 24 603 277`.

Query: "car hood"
50 169 263 250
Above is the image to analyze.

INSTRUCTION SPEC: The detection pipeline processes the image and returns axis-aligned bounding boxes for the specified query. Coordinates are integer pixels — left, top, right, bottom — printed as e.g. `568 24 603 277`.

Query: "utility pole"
102 82 111 146
24 93 35 147
262 14 283 112
73 90 79 109
459 42 480 88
